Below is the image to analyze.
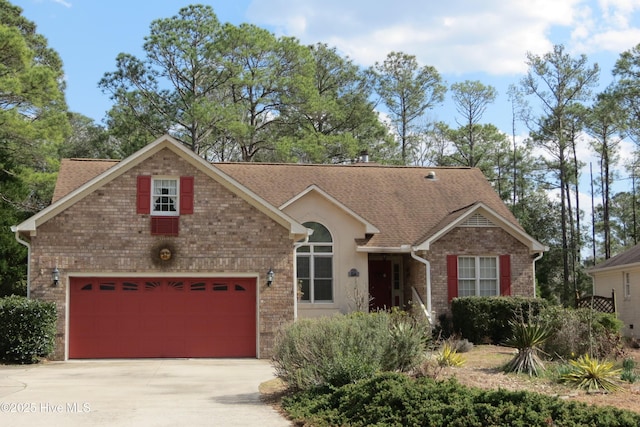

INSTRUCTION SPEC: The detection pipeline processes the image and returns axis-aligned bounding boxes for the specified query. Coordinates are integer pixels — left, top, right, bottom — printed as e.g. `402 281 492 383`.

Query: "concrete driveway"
0 359 291 427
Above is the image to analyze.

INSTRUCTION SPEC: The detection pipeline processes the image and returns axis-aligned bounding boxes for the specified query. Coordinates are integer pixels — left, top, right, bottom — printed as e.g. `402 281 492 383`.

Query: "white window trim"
151 177 179 217
624 272 631 299
458 255 499 297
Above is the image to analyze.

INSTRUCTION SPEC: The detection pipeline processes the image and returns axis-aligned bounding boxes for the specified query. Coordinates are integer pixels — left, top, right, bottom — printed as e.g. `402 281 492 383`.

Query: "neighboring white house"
589 244 640 338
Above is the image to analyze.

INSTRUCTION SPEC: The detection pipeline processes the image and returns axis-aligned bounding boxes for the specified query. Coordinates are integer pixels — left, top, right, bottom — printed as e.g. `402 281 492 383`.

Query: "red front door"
368 260 392 311
69 277 256 358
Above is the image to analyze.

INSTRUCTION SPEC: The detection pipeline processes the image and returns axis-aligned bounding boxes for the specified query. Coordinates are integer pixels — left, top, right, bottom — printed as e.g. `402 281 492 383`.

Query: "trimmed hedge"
0 296 56 364
451 296 548 344
283 372 640 427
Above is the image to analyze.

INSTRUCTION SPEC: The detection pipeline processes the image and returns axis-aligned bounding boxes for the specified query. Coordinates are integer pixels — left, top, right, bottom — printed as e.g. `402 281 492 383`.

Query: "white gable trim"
589 262 640 275
14 135 307 238
280 184 380 235
414 202 547 253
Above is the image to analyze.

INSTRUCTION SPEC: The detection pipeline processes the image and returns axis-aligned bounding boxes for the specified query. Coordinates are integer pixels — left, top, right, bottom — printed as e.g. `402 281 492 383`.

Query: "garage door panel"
69 277 256 358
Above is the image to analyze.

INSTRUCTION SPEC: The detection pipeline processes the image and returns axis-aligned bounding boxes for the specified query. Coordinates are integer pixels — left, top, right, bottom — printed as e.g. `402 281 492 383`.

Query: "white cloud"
247 0 591 74
52 0 72 7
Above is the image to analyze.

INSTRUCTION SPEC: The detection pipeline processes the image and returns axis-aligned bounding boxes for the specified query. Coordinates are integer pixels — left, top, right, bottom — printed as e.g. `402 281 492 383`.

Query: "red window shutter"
447 255 458 302
151 217 179 236
180 176 194 214
500 254 511 296
137 176 151 214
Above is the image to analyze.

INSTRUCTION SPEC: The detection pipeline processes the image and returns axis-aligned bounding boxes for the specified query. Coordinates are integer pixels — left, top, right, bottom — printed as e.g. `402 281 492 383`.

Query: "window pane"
296 246 310 253
479 279 497 296
458 257 475 279
303 222 332 242
299 279 310 301
297 256 310 278
314 245 332 253
314 279 332 301
479 257 497 279
458 279 476 297
314 257 332 279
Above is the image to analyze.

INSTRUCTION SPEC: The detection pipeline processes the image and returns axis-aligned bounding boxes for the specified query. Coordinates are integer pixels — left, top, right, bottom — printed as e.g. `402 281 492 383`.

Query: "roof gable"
413 202 547 253
14 135 306 238
280 185 380 235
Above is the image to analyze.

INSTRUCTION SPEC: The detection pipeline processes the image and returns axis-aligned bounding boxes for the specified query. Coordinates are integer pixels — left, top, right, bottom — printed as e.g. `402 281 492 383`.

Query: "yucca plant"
436 342 465 367
503 321 553 376
560 354 622 392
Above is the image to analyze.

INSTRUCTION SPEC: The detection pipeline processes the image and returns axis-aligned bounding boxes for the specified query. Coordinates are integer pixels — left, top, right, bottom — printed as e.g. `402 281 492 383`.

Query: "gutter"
410 248 433 321
11 226 31 298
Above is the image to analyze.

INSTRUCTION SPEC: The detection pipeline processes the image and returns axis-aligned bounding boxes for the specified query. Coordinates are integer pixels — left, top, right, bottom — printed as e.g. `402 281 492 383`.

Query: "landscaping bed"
262 345 640 424
439 345 640 414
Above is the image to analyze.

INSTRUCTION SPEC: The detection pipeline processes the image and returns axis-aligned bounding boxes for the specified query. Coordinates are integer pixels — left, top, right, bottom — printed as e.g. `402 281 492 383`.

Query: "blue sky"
11 1 640 170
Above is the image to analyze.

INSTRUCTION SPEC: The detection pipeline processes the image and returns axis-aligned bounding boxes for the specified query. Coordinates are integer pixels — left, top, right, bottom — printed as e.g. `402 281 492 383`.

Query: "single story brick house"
11 135 546 360
589 244 640 337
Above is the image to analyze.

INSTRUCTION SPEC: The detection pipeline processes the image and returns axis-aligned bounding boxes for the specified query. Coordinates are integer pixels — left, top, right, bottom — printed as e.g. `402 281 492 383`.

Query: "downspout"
292 231 312 321
410 248 432 320
532 251 544 296
11 227 31 298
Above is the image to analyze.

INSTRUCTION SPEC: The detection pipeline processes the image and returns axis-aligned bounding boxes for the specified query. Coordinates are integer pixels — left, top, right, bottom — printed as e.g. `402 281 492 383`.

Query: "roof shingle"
51 159 521 249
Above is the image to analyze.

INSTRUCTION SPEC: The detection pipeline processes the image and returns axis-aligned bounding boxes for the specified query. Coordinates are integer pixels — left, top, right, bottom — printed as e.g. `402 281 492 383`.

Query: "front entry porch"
368 255 404 311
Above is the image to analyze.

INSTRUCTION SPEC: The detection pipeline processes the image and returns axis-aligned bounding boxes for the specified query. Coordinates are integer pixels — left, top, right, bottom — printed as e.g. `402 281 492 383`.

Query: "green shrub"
451 296 548 344
0 295 57 364
282 372 640 426
621 358 638 383
538 306 624 360
272 311 428 390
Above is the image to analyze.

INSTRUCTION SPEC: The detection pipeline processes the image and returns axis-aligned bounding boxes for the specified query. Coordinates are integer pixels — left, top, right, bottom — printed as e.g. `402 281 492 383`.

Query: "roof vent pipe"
359 150 369 163
425 171 436 180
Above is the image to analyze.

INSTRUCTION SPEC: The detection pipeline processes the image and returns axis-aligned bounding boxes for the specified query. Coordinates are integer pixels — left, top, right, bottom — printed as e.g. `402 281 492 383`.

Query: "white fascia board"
588 262 640 275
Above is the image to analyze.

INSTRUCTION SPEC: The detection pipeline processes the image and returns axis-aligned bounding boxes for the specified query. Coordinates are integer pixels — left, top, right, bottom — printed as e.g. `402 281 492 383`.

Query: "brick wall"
407 226 535 321
28 148 294 359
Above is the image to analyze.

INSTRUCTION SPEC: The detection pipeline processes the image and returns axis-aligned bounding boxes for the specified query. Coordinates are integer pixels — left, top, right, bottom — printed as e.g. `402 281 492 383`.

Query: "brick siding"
407 226 535 321
28 148 294 359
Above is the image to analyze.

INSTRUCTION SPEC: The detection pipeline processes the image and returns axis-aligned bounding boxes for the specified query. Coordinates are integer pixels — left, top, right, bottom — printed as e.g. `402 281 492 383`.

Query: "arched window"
296 222 333 302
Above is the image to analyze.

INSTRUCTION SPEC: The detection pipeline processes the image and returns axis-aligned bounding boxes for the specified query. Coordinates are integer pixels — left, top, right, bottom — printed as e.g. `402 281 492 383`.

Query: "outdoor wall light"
267 268 274 287
52 267 60 286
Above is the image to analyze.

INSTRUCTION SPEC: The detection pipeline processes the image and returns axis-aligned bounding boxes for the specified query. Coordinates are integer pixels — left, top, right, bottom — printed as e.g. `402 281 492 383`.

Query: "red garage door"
69 277 256 358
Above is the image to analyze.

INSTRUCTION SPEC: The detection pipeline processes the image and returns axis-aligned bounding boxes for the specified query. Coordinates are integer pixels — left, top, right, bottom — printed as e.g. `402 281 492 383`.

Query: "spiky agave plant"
503 321 553 377
560 354 622 392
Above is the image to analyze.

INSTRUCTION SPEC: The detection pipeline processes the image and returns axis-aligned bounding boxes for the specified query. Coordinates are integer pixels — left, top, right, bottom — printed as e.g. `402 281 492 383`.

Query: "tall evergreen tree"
520 44 599 305
0 0 70 295
372 52 446 164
